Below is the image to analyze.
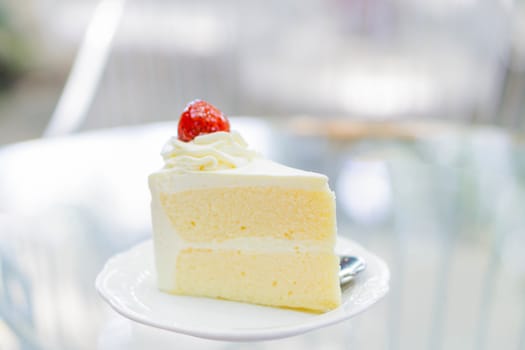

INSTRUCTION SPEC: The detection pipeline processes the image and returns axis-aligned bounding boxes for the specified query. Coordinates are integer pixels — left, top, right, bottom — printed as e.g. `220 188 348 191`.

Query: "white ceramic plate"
95 237 389 341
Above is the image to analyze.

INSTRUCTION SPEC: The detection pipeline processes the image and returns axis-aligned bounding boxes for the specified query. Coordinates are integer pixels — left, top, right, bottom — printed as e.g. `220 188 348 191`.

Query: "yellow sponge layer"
160 187 336 242
168 248 341 312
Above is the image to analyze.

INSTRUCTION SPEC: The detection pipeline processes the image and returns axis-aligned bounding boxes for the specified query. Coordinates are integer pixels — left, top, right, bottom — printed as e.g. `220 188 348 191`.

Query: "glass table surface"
0 119 524 350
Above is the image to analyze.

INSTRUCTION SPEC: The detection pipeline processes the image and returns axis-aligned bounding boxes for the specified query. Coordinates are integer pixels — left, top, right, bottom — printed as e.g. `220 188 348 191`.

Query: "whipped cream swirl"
161 131 259 172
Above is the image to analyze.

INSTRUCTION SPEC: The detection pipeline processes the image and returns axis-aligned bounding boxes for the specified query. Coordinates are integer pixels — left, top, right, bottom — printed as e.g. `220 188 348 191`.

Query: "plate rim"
95 237 390 341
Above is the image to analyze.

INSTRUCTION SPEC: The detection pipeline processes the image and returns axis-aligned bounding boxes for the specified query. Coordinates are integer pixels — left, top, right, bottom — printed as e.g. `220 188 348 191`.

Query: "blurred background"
1 0 524 140
0 0 525 349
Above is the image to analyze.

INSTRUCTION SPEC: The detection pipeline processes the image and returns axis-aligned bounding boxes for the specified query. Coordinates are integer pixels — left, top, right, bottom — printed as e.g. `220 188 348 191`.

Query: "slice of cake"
149 100 341 312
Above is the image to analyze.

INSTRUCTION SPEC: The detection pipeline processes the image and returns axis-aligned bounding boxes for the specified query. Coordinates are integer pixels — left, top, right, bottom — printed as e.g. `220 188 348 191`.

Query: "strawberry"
177 100 230 142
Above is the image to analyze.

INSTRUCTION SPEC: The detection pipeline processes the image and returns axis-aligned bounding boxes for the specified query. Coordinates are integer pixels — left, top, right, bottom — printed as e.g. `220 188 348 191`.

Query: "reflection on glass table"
0 118 524 350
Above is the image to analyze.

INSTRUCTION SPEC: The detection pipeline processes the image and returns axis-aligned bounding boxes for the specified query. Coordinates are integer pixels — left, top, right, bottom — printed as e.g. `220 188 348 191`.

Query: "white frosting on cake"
150 158 328 193
161 131 259 172
150 131 328 193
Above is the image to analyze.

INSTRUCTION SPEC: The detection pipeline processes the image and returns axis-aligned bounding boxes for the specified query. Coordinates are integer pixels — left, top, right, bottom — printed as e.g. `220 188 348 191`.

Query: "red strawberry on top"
178 100 230 142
